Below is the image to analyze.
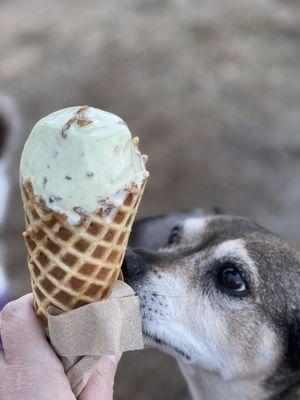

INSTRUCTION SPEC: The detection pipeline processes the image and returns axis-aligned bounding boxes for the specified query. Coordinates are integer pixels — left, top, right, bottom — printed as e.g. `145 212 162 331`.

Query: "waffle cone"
21 178 147 326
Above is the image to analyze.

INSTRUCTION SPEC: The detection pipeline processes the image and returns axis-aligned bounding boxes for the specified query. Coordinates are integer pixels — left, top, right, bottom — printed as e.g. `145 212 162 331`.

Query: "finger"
79 354 122 400
1 294 59 365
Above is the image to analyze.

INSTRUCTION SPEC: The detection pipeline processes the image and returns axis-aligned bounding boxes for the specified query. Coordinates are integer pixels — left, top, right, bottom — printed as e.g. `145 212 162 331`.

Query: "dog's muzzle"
122 247 163 281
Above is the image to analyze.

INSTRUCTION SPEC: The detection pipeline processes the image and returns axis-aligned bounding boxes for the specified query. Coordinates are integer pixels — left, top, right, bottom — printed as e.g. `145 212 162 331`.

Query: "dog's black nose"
122 248 143 278
122 247 162 279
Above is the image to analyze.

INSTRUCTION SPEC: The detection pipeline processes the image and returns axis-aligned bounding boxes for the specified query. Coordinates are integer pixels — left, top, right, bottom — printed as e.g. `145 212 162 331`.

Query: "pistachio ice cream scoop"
20 105 148 225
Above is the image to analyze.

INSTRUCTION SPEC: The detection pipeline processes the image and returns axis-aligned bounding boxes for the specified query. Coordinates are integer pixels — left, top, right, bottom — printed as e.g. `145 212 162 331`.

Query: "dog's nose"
122 248 144 279
122 247 162 279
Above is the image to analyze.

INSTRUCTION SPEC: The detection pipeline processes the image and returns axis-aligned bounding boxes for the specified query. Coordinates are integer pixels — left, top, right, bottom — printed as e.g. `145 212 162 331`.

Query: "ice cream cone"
20 106 149 326
21 177 147 326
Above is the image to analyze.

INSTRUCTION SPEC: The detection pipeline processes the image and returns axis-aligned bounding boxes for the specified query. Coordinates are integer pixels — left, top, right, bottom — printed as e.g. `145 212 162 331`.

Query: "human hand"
0 294 120 400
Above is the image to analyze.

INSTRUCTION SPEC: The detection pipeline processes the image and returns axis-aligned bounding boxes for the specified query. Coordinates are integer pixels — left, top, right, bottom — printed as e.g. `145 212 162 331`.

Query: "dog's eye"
217 265 247 294
168 224 181 245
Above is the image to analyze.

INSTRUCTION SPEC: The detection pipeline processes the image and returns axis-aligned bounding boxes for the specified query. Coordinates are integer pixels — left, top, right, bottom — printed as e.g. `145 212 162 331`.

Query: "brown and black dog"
124 209 300 400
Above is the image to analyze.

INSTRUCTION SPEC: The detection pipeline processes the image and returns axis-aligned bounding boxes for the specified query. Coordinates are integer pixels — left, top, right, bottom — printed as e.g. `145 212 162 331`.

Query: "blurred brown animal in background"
0 95 21 308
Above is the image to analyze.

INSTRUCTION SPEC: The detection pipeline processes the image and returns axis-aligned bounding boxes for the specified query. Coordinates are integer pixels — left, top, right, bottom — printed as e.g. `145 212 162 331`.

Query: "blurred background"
1 0 300 398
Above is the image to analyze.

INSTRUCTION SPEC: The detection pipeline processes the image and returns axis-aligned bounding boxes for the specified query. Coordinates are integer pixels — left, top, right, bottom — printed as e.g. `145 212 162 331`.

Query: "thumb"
79 354 122 400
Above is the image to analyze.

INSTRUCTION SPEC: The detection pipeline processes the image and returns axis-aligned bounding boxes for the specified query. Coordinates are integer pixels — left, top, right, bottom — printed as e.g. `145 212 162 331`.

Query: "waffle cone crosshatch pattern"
21 178 147 326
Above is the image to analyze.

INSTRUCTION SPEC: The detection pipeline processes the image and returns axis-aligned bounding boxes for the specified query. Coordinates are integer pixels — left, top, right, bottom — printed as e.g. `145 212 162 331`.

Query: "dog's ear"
0 114 8 158
285 313 300 371
130 208 218 250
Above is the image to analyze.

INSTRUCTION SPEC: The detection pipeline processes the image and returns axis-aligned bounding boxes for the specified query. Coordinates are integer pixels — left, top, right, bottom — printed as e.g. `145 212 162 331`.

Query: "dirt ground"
1 0 300 398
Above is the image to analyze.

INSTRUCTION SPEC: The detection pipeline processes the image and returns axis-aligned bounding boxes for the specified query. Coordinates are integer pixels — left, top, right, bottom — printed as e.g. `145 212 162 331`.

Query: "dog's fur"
124 210 300 399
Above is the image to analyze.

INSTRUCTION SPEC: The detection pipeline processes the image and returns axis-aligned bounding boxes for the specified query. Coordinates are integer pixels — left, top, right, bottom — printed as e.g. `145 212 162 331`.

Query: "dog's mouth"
143 330 191 361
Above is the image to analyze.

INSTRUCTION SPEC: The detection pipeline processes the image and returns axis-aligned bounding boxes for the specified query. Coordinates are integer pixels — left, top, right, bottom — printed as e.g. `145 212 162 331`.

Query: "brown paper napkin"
47 281 144 397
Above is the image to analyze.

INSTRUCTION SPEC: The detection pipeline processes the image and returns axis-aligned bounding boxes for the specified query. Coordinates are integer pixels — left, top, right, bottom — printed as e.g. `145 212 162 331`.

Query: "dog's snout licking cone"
20 105 149 326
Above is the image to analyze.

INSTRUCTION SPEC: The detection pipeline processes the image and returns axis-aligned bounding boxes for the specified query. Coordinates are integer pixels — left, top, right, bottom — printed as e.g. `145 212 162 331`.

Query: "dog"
124 209 300 400
0 95 21 309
